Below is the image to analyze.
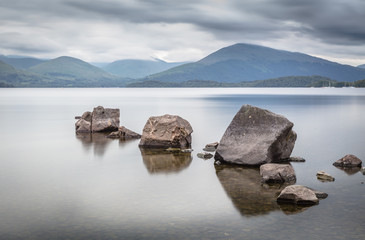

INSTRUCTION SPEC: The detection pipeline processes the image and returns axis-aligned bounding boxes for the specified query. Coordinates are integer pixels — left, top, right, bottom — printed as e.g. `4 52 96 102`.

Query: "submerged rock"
260 163 296 184
108 126 141 140
214 105 297 166
333 154 362 168
139 114 193 149
277 185 319 205
289 156 306 162
197 152 214 159
316 170 335 182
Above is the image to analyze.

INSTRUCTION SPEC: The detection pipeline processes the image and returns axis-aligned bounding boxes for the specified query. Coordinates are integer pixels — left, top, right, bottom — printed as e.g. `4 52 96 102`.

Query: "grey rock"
91 106 120 132
108 126 141 140
277 185 319 205
316 170 335 182
333 154 362 168
310 189 328 199
181 149 193 153
203 142 219 152
197 152 214 159
260 163 296 184
361 167 365 175
139 114 193 149
214 105 297 166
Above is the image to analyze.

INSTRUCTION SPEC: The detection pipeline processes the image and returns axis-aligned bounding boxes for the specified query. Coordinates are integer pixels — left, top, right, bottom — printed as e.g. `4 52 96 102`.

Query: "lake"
0 88 364 240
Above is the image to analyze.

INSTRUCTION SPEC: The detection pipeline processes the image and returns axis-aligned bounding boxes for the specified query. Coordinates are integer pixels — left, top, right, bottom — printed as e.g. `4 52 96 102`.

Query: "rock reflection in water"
76 132 113 156
334 166 361 175
140 148 192 174
215 164 307 216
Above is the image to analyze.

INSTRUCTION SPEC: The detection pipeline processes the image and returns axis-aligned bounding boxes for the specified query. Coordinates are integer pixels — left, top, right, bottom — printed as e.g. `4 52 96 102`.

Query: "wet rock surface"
139 114 193 149
203 142 219 152
260 163 296 184
197 152 213 159
214 105 297 166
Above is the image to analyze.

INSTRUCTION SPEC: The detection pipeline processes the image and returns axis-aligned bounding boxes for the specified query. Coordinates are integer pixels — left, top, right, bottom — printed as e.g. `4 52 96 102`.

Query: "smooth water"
0 88 364 240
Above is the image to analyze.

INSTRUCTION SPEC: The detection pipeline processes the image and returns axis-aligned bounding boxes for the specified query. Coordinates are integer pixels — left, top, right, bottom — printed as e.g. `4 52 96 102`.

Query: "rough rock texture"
139 114 193 149
75 107 119 133
91 106 120 132
214 105 297 166
316 170 335 182
108 126 141 139
197 152 214 159
277 185 319 205
260 163 296 184
333 154 362 168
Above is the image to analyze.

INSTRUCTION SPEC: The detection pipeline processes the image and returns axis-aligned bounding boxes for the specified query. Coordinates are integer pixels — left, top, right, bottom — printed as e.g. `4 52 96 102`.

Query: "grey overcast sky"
1 0 365 65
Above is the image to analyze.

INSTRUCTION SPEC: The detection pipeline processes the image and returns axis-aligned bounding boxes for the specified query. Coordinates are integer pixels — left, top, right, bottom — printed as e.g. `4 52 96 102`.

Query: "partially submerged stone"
333 154 362 168
203 142 219 152
91 106 120 132
289 156 306 162
139 114 193 149
108 126 141 140
197 152 214 159
277 185 319 205
75 107 119 133
215 105 297 166
260 163 296 184
316 170 335 182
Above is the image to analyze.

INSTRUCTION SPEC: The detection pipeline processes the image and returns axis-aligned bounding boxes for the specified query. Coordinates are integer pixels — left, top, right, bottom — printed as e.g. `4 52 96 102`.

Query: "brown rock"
277 185 319 205
316 170 335 182
108 126 141 139
91 106 120 132
139 114 193 149
333 154 362 168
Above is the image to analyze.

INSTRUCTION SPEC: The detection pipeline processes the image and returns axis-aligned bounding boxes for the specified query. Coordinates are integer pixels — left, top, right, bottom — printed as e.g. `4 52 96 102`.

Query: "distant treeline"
126 76 365 88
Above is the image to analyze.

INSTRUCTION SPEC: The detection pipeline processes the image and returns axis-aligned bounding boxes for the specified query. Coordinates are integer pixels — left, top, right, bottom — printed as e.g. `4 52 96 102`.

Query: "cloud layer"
1 0 364 65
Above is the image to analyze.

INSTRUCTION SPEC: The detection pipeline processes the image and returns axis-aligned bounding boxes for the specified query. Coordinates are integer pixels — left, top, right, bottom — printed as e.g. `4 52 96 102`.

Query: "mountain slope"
0 55 46 69
103 59 187 78
358 64 365 69
145 43 365 83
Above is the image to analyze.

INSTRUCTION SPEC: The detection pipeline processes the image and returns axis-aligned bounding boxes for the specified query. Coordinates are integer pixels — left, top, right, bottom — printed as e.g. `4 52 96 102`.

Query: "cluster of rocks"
75 105 363 207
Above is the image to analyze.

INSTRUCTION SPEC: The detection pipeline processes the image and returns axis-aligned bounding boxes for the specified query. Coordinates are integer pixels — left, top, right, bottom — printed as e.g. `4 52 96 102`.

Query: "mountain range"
141 43 365 83
1 43 365 87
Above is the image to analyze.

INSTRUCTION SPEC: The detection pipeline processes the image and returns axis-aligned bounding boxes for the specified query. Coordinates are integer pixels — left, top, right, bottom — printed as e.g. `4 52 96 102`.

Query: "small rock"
360 167 365 175
260 163 296 184
197 152 213 159
289 156 306 162
333 154 362 168
203 142 219 152
108 126 141 140
181 149 193 153
316 170 335 182
277 185 319 205
309 189 329 199
75 116 81 119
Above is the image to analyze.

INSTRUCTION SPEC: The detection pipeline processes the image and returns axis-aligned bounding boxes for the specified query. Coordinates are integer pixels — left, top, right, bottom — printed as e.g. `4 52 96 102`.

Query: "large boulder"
214 105 297 166
139 114 193 149
260 163 296 184
277 185 319 205
75 106 120 133
333 154 362 168
91 106 120 132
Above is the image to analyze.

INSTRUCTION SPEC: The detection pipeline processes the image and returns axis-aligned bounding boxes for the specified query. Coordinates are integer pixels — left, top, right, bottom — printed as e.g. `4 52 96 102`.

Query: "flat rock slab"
108 126 141 140
215 105 297 166
260 163 296 184
139 114 193 149
316 170 335 182
277 185 319 205
203 142 219 152
333 154 362 168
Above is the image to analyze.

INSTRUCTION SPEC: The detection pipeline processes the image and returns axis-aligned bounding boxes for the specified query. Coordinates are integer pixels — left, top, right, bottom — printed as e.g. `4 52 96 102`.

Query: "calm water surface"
0 88 364 239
